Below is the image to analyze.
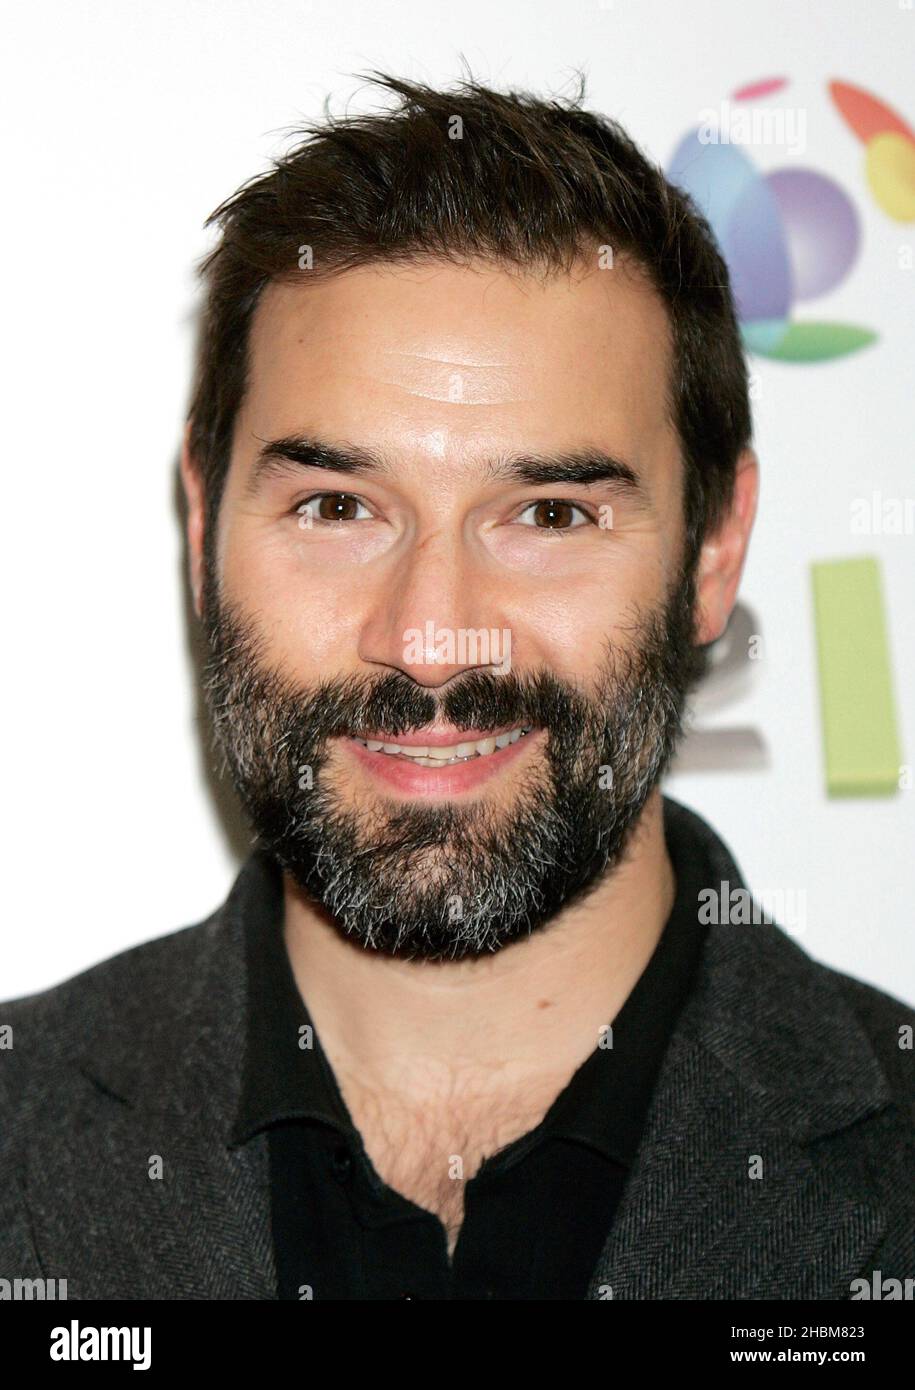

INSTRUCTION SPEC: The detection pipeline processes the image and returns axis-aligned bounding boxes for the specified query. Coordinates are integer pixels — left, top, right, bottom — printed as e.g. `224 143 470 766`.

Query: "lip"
341 726 544 797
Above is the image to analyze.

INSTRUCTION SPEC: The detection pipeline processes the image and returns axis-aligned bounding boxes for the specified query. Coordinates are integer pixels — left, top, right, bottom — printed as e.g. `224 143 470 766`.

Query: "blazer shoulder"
0 907 226 1121
819 959 915 1104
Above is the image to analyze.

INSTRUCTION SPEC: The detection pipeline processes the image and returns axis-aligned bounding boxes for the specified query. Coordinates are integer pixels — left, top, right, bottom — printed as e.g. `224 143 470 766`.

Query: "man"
1 71 912 1302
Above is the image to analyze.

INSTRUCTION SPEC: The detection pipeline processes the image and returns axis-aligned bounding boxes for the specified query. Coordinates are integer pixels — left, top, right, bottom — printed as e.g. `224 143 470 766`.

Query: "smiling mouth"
349 724 534 767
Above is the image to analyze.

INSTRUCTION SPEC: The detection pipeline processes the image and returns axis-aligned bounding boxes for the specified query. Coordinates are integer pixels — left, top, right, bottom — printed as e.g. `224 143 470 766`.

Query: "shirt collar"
231 851 346 1140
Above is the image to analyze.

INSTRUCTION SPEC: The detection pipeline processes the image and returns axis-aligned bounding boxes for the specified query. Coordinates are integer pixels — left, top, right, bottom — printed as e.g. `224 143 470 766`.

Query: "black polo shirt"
231 800 710 1300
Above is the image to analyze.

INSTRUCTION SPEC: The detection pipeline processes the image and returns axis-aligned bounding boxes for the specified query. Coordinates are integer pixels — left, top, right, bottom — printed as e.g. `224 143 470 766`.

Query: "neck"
281 788 675 1104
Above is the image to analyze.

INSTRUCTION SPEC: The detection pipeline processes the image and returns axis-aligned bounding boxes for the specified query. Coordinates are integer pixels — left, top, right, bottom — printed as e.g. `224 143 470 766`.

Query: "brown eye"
518 499 590 529
317 493 362 521
296 492 371 523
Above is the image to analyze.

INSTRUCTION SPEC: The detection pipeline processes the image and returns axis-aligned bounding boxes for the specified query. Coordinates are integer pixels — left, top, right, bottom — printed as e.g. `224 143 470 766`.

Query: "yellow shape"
866 131 915 221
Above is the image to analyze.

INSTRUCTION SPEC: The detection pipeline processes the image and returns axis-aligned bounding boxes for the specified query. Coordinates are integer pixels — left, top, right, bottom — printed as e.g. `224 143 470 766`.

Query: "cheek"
499 545 671 666
219 519 373 668
505 593 624 679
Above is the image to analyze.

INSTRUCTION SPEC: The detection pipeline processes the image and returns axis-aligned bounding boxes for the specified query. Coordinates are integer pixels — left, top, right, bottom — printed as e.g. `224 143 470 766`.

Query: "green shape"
751 321 878 361
811 556 903 796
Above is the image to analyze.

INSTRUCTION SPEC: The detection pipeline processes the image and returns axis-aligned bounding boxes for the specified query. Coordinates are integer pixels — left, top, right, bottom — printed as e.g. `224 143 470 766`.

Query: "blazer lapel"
24 1093 275 1299
24 863 278 1299
587 913 893 1299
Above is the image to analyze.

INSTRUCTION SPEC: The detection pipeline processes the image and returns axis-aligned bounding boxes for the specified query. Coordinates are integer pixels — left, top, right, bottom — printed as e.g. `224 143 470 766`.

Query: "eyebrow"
246 434 645 499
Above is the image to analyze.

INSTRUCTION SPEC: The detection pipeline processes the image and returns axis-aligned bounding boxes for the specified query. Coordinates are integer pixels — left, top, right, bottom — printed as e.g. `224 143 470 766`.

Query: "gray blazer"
1 797 913 1299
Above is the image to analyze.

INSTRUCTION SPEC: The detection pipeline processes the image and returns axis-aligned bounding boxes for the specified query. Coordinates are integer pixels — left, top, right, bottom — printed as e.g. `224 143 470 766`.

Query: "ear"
692 447 759 645
179 422 207 621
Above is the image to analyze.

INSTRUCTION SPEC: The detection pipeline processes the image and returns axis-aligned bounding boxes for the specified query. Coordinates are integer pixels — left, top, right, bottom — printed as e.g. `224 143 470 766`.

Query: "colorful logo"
666 78 914 363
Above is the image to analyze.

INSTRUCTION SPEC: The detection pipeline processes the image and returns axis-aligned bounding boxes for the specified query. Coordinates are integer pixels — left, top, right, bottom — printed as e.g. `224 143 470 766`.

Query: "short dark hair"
187 69 752 577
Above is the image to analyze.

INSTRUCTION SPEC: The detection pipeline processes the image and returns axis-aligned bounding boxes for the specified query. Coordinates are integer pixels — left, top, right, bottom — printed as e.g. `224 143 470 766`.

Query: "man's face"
198 255 700 960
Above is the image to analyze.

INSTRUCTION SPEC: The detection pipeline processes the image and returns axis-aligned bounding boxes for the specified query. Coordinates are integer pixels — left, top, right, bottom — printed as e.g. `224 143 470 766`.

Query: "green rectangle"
811 556 902 796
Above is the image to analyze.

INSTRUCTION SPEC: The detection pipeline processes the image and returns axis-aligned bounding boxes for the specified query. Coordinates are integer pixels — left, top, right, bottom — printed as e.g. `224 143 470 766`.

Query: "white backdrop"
2 0 912 1002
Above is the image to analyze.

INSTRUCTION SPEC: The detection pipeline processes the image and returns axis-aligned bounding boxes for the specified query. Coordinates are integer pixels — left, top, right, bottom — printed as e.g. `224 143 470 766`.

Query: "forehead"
239 255 676 467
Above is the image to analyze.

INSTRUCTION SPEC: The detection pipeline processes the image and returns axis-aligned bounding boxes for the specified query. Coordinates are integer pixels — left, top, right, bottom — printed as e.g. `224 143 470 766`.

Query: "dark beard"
199 565 702 962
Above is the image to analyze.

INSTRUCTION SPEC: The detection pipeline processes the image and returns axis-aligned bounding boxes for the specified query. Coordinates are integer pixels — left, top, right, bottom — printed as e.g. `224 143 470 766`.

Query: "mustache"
201 601 598 750
308 666 591 741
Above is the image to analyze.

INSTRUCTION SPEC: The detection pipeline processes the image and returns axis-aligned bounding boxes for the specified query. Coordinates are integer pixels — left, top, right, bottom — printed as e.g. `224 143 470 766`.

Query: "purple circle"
766 169 860 301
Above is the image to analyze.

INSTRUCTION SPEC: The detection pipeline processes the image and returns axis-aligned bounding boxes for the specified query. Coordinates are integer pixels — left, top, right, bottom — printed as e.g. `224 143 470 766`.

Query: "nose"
357 526 509 687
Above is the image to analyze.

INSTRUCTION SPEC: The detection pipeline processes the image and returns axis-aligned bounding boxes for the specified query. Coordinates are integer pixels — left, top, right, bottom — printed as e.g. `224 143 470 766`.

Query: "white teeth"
353 725 533 764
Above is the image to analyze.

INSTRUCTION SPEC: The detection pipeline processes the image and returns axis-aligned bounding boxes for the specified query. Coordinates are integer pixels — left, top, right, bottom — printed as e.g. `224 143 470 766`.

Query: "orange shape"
829 80 915 146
